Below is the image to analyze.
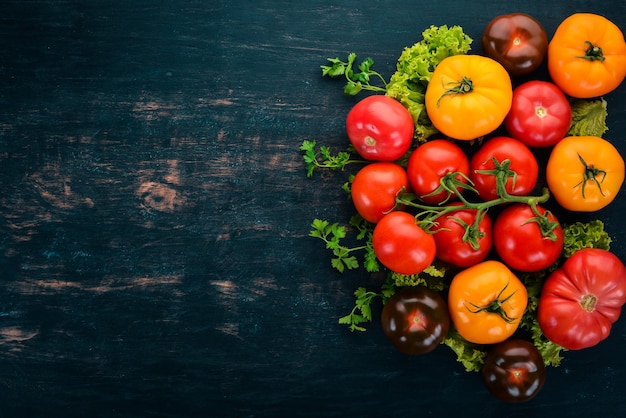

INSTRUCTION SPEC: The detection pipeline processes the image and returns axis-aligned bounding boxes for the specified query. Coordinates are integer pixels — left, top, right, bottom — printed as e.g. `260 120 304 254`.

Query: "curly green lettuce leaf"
562 220 611 258
443 329 487 372
386 25 472 142
567 98 608 137
390 263 448 291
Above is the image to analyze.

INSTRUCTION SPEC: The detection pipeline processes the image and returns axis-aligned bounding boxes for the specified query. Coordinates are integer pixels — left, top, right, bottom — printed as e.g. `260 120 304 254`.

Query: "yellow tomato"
548 13 626 98
448 260 527 345
546 136 625 212
425 54 513 140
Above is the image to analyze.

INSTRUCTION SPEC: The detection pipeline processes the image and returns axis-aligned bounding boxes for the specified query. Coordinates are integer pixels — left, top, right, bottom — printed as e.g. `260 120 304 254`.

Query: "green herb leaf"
568 98 608 137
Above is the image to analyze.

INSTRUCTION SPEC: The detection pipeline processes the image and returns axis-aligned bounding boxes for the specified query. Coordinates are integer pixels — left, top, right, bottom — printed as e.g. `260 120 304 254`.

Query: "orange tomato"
546 136 625 212
425 54 513 140
548 13 626 98
448 260 527 345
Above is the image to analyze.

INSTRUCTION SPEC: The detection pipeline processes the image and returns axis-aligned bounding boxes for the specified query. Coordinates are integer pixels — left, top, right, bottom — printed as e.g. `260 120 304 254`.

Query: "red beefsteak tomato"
538 248 626 350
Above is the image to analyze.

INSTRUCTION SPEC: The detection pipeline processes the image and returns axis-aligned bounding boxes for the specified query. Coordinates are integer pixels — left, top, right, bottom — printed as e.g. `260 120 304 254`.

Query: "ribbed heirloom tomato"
448 260 527 344
538 248 626 350
546 136 625 212
425 55 513 140
548 13 626 98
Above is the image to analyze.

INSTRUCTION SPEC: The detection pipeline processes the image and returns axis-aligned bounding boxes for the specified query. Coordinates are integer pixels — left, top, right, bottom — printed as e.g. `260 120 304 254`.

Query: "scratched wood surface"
1 1 626 417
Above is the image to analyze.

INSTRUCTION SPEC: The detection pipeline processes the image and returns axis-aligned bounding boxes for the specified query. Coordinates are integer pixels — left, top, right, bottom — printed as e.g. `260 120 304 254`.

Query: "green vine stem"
394 158 553 246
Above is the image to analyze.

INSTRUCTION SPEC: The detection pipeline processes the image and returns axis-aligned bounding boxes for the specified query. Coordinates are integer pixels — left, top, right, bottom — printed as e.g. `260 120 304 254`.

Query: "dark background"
1 1 625 417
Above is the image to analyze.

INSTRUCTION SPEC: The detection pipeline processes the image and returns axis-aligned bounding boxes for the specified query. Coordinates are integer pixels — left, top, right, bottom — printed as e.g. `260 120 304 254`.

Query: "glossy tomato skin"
493 203 564 272
406 139 470 204
433 203 493 268
381 286 450 355
424 55 512 140
448 260 527 344
482 339 546 403
546 136 625 212
469 136 539 201
346 95 414 161
372 211 436 275
504 81 572 148
482 13 548 77
351 162 409 223
538 248 626 350
548 13 626 98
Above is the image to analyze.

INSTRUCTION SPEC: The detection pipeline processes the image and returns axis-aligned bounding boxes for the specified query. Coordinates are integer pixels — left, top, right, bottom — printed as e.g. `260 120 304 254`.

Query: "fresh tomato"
345 95 414 161
481 13 548 77
432 203 492 268
482 339 546 403
546 135 625 212
406 139 470 204
538 248 626 350
469 136 539 201
504 80 572 148
381 286 450 355
350 162 409 223
548 13 626 98
372 211 436 275
493 203 564 272
424 55 513 140
448 260 527 344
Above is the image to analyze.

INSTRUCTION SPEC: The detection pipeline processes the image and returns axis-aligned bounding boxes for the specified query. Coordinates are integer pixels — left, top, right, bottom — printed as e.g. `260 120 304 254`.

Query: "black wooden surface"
1 1 626 417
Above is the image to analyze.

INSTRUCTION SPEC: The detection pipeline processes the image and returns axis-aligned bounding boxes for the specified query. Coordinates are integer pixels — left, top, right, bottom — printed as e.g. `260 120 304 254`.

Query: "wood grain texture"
1 1 626 417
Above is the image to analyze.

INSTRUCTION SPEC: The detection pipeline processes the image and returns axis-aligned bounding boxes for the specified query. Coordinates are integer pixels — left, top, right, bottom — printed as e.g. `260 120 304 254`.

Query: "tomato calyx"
465 280 520 324
579 293 598 312
436 76 474 106
419 171 474 204
473 158 518 199
521 202 561 241
577 41 606 62
575 153 607 198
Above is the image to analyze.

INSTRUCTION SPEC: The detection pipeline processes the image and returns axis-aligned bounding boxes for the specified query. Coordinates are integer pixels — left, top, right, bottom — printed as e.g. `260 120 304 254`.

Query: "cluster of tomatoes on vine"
341 12 626 402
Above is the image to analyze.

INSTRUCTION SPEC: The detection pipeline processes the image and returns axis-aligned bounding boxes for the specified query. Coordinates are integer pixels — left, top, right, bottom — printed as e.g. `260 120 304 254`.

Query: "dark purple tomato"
381 286 450 355
482 339 546 402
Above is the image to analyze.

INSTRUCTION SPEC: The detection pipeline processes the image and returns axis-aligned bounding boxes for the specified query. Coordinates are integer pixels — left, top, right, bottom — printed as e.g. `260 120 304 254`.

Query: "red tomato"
381 286 450 355
346 95 414 161
372 211 436 275
538 248 626 350
493 203 564 272
350 162 409 223
406 139 470 204
469 136 538 201
504 81 572 148
482 339 546 403
482 13 548 77
432 203 493 268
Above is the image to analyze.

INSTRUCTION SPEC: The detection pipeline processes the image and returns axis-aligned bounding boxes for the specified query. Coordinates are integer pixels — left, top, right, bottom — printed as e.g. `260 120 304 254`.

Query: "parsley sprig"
321 53 388 96
338 278 396 332
300 140 365 177
309 217 379 273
